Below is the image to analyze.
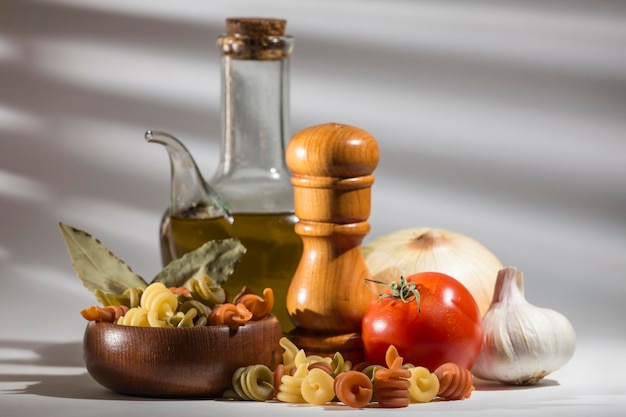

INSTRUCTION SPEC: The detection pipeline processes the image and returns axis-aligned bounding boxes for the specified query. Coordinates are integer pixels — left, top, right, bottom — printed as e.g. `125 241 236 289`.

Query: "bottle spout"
145 130 232 222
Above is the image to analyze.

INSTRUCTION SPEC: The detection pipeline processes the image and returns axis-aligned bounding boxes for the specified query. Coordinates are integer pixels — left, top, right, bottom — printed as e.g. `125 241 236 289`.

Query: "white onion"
363 227 503 316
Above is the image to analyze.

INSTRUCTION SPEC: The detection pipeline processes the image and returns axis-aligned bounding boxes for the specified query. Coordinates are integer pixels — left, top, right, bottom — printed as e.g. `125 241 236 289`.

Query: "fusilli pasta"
433 362 474 400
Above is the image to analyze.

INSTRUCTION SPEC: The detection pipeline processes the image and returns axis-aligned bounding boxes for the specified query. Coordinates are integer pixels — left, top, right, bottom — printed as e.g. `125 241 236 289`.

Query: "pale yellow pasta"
306 355 332 365
117 307 149 327
147 309 170 328
294 349 309 368
140 282 178 320
276 362 308 403
300 368 335 405
407 366 440 403
279 336 300 372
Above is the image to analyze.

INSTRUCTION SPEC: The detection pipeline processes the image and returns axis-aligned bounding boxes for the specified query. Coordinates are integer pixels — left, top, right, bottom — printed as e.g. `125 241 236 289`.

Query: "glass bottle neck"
211 39 294 213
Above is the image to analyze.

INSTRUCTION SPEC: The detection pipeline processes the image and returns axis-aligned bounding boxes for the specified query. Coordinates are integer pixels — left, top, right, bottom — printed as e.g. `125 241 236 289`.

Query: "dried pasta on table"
434 362 474 400
407 366 440 403
300 368 335 405
374 346 411 408
334 370 373 408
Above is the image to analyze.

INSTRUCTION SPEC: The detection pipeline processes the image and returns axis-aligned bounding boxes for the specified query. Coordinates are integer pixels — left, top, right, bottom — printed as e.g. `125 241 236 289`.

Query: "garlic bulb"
363 227 503 316
471 266 576 385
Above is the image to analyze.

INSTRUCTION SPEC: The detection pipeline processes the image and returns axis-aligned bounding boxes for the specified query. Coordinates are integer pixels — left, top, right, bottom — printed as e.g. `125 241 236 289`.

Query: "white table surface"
1 337 625 417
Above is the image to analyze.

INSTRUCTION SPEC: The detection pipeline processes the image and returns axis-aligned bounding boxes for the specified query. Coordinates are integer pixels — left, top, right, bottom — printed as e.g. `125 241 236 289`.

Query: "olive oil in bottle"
157 18 302 333
161 212 302 331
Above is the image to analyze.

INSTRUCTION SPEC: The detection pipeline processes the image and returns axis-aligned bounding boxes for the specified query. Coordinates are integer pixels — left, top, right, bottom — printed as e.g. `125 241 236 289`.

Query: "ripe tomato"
361 271 483 371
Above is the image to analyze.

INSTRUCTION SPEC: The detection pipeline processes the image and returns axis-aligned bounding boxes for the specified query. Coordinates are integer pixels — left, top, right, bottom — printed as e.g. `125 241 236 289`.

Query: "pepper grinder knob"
285 123 379 361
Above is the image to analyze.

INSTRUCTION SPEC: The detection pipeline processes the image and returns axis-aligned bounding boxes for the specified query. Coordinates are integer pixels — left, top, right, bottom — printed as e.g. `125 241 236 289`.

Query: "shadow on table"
0 340 576 406
0 340 154 401
474 377 560 391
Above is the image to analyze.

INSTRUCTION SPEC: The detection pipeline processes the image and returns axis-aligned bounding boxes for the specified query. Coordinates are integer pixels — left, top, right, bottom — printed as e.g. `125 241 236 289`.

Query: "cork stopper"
219 17 291 60
226 18 286 38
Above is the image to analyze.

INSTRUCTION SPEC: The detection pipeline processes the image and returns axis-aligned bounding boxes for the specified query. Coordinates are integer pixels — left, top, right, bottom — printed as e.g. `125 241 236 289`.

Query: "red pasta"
374 346 411 408
374 377 411 408
208 302 253 327
308 361 333 375
334 370 373 409
233 287 274 321
434 362 474 400
169 286 191 297
351 361 370 372
273 363 286 399
80 305 129 323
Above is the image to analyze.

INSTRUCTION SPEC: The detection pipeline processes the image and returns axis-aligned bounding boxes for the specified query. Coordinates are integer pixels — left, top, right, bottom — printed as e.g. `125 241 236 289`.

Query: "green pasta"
94 287 143 308
184 273 226 307
330 352 346 377
226 364 275 401
166 308 198 327
178 299 211 326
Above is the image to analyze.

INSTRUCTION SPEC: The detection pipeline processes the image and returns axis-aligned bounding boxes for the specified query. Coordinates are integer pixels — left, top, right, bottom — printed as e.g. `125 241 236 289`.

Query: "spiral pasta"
224 364 275 401
185 273 226 307
209 303 253 327
166 309 198 327
273 363 286 398
433 362 474 400
300 368 335 405
233 287 274 321
279 337 300 372
177 299 212 327
361 364 383 384
329 351 348 377
334 370 373 409
141 282 178 320
407 366 440 403
117 306 150 326
374 346 411 408
81 305 129 323
276 349 308 403
276 362 308 403
221 339 466 408
94 287 143 308
351 362 369 372
308 361 332 374
169 286 191 297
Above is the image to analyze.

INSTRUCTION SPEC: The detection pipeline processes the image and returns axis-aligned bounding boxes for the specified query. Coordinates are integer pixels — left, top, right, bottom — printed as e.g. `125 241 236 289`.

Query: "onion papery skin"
363 227 503 317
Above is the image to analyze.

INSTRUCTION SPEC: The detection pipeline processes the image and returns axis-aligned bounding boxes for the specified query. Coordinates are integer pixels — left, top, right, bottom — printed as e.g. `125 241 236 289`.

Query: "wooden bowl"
83 315 283 398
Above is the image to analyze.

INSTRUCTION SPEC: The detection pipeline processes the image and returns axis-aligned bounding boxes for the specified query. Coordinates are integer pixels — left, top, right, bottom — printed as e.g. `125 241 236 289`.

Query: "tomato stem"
364 276 421 313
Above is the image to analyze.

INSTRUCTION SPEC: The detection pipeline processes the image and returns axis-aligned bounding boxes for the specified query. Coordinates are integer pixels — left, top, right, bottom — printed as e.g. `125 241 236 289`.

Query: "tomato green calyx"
365 276 421 312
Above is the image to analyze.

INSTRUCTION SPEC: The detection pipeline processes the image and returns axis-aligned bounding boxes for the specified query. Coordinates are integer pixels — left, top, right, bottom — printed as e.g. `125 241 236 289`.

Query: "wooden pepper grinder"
285 123 379 363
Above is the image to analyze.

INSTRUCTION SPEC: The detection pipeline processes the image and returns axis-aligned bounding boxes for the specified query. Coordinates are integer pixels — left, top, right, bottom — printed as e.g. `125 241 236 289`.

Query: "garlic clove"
471 266 576 385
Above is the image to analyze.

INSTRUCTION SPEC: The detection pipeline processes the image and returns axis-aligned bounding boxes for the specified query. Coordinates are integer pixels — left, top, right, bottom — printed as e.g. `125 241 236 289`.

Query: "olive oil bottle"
158 18 302 333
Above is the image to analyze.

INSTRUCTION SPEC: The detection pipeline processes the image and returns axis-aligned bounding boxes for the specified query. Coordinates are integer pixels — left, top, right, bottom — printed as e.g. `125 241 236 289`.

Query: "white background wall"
1 0 625 346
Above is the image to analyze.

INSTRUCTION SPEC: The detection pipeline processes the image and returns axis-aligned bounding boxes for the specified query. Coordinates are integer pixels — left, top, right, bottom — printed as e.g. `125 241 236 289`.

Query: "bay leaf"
58 222 148 295
151 238 246 288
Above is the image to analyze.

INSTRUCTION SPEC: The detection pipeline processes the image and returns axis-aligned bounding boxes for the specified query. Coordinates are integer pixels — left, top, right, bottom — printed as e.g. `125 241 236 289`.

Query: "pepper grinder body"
286 123 379 362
